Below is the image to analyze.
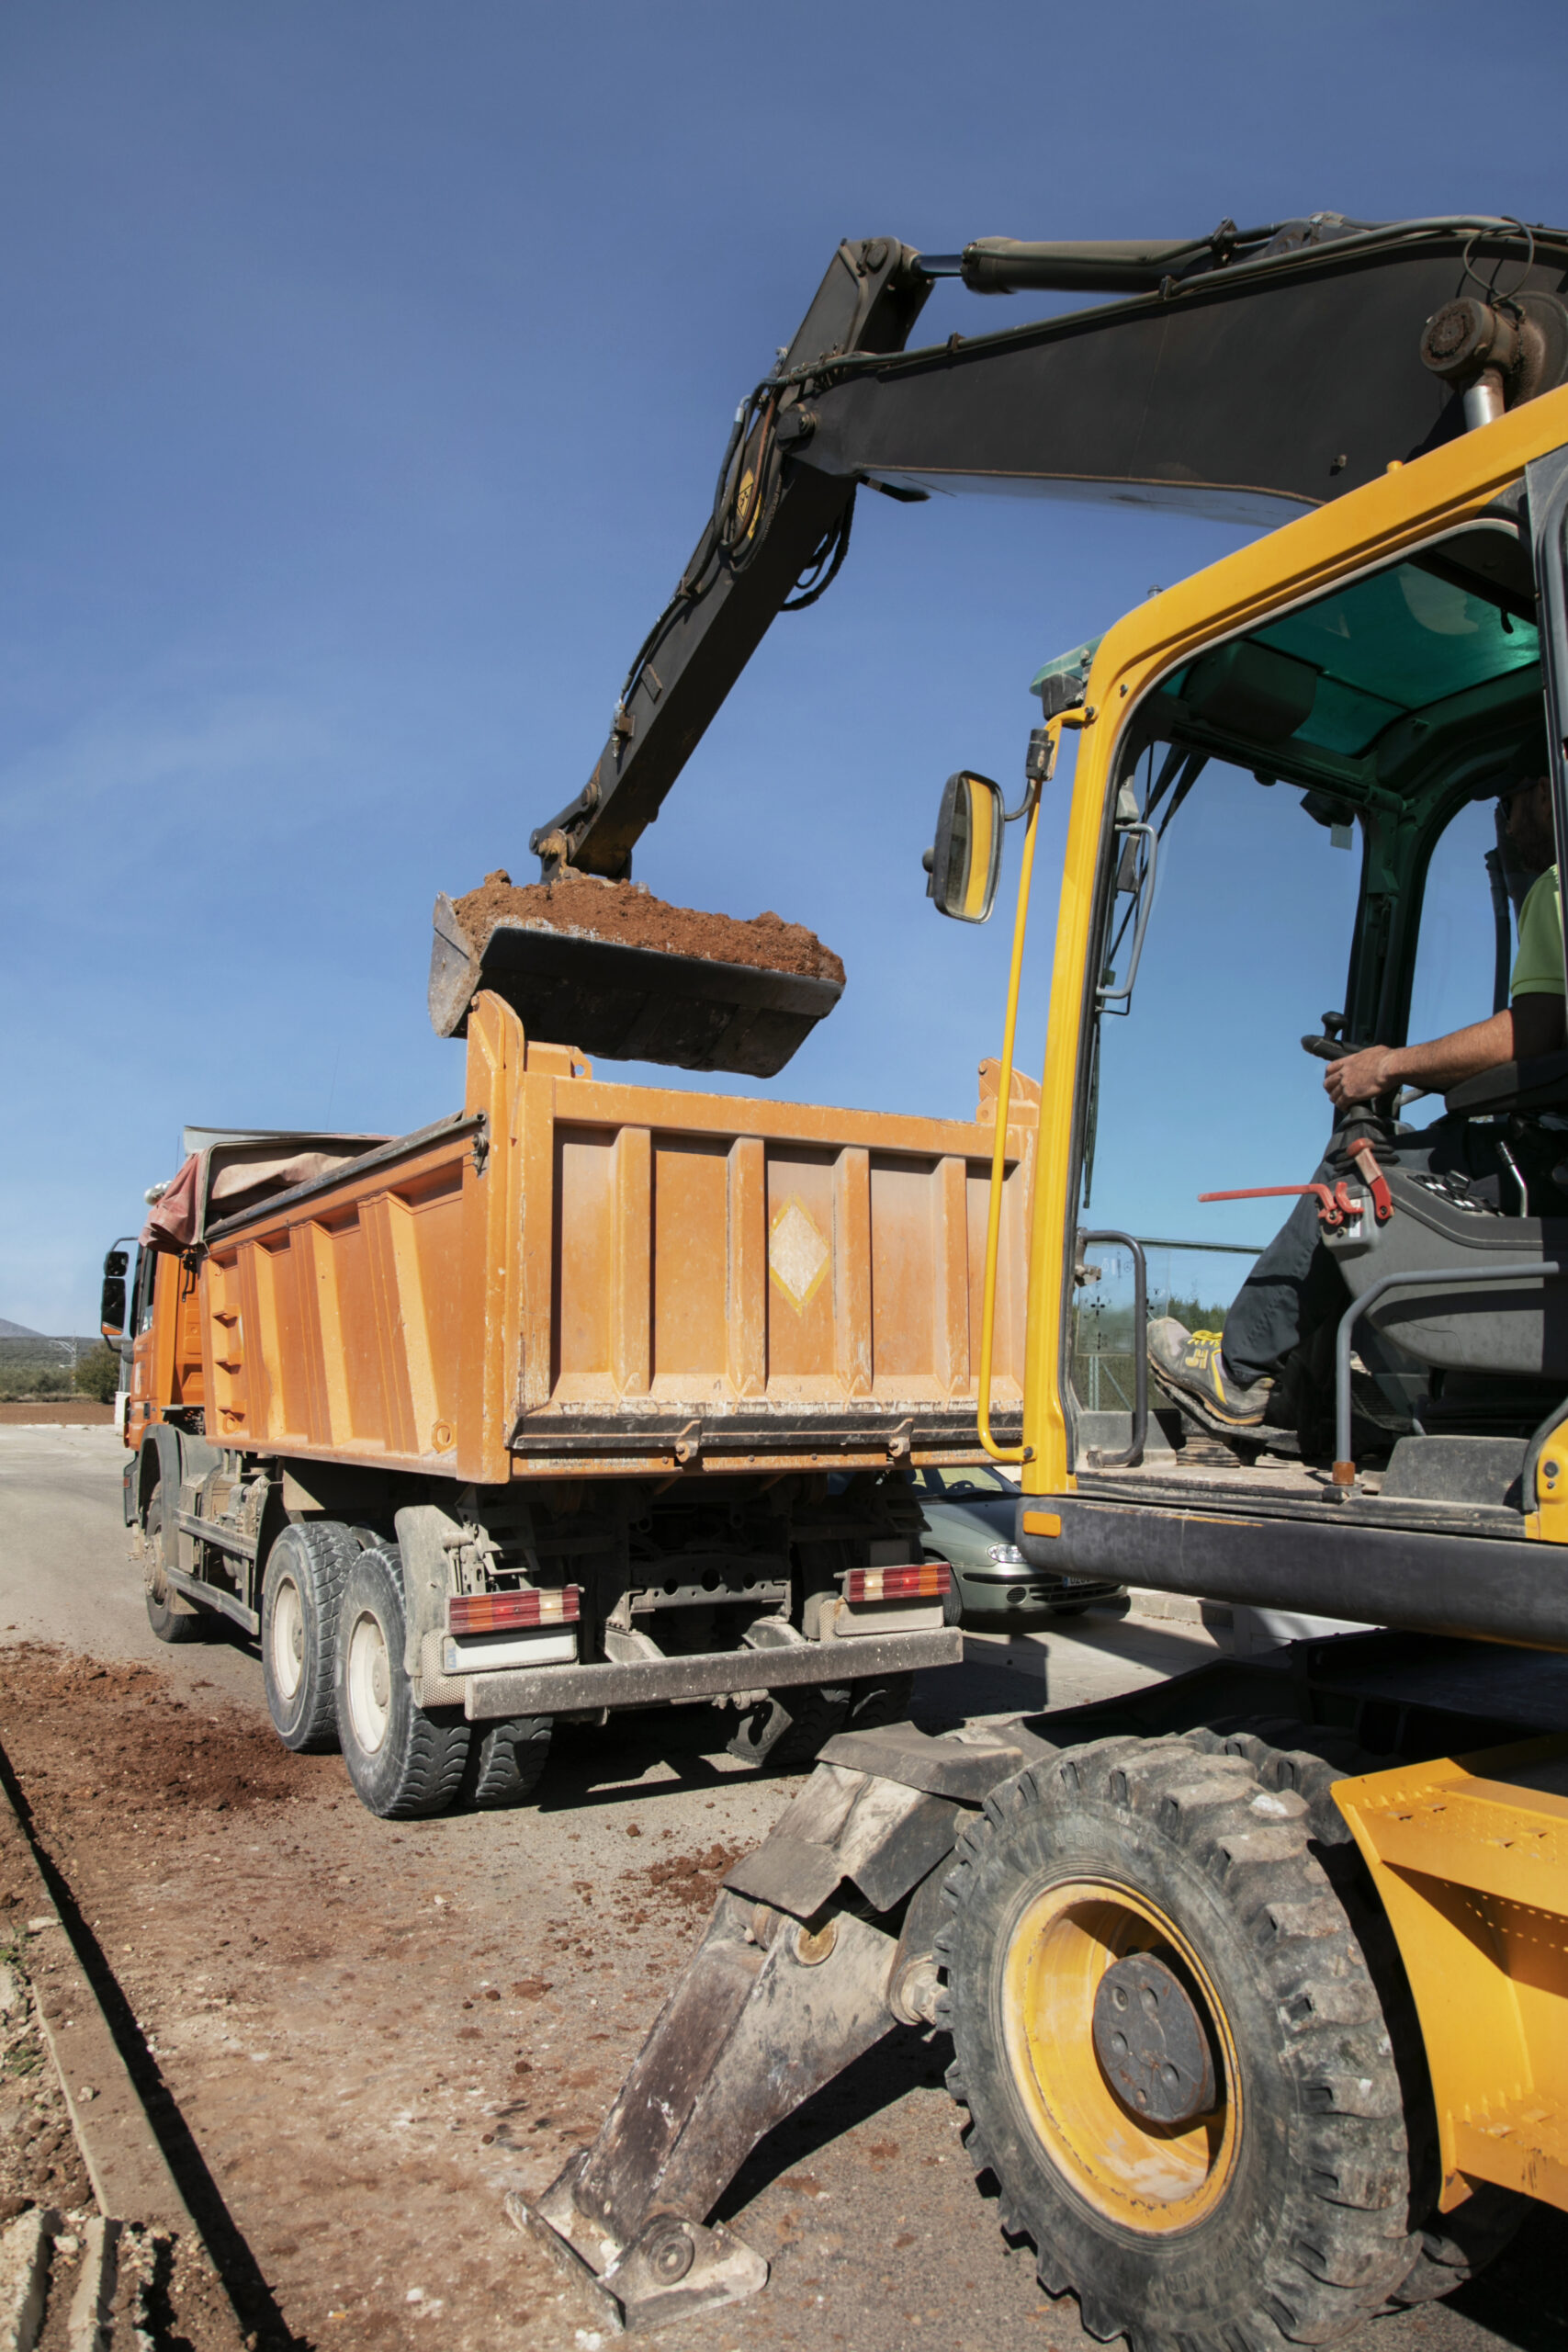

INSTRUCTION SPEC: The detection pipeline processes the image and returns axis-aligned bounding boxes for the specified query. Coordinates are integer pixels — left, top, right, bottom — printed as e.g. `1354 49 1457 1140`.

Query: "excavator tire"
334 1544 471 1818
936 1734 1416 2352
260 1520 358 1753
1188 1719 1529 2305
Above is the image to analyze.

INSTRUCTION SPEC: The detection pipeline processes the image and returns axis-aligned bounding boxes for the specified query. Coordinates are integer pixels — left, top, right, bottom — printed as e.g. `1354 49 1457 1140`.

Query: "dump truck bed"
197 995 1033 1487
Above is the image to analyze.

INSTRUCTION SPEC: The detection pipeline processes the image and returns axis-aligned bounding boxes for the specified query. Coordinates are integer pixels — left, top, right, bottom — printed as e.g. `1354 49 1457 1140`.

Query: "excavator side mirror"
100 1248 129 1342
924 771 1004 922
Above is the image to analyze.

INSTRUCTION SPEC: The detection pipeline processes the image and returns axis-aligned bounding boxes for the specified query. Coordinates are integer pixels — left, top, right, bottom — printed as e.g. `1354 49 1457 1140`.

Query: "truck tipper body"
114 994 1037 1808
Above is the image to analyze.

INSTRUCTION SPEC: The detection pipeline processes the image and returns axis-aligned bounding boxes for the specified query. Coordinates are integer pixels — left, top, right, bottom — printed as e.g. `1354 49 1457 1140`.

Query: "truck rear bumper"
423 1628 962 1722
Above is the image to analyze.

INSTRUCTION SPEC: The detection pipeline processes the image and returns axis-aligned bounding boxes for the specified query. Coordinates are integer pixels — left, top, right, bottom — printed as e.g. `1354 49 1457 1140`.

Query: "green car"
908 1463 1126 1629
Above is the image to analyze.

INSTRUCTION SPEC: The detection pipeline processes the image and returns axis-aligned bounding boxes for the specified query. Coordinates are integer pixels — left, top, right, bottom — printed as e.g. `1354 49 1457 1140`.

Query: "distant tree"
73 1342 121 1405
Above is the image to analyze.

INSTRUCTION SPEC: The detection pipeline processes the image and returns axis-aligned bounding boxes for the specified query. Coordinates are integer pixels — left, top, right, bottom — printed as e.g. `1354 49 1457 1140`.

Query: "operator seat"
1329 1059 1568 1377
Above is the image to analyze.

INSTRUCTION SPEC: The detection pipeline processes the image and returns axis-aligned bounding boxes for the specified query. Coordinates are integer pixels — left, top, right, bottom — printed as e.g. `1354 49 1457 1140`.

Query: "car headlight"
986 1543 1025 1566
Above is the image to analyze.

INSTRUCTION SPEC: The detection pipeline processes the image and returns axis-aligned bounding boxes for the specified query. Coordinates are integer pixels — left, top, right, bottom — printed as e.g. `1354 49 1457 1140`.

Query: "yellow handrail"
976 725 1055 1463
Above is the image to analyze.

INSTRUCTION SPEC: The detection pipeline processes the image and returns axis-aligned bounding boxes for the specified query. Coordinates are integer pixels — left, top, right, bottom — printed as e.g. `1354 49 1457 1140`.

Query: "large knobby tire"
1187 1719 1530 2308
334 1544 470 1819
261 1521 358 1753
142 1487 200 1644
461 1715 552 1810
727 1680 851 1770
938 1734 1416 2352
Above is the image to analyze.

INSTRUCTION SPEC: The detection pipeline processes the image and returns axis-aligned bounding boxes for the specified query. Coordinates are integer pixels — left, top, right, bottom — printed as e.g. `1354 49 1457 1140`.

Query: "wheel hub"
1001 1876 1240 2228
1092 1951 1217 2125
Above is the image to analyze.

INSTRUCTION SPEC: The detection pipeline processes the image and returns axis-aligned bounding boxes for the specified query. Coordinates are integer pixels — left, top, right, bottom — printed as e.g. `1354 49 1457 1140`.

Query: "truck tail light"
448 1586 581 1635
845 1562 952 1603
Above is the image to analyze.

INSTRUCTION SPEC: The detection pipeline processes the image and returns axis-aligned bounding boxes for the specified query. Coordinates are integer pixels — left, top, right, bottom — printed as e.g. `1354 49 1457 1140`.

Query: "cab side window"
134 1246 159 1337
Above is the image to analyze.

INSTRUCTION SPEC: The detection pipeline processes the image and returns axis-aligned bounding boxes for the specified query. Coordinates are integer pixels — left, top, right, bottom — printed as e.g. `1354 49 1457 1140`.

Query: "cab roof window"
1250 559 1539 757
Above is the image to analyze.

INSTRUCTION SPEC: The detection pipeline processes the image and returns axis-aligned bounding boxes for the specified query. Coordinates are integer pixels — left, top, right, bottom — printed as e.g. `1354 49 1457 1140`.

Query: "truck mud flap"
510 1723 1044 2328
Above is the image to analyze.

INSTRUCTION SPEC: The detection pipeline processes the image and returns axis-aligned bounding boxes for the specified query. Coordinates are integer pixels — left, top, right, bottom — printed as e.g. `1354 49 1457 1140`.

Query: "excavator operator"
1149 771 1565 1438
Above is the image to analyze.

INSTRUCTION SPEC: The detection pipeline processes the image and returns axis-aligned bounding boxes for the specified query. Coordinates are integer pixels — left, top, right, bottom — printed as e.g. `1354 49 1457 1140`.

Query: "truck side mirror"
100 1249 129 1341
924 771 1004 923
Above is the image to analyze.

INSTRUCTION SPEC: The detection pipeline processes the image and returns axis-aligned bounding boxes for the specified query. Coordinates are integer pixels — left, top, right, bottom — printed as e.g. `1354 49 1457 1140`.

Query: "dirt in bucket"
453 870 845 986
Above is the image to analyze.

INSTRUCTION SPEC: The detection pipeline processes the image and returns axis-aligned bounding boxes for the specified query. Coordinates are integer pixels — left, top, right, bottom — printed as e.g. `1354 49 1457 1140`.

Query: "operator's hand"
1324 1045 1397 1107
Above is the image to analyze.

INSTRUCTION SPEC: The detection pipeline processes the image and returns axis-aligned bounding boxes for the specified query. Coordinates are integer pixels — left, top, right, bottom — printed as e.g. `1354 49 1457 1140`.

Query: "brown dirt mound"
0 1646 336 1817
636 1841 747 1912
453 869 845 986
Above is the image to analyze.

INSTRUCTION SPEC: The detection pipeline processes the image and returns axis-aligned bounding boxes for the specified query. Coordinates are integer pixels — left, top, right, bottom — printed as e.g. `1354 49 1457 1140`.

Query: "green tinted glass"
1251 560 1539 757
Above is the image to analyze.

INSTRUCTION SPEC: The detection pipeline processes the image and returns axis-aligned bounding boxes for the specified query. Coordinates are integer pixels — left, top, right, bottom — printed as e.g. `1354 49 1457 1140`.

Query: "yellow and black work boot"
1147 1317 1272 1433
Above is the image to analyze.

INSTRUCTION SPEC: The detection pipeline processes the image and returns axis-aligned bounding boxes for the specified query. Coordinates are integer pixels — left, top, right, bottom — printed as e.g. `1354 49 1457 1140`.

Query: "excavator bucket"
429 893 844 1077
509 1721 1044 2330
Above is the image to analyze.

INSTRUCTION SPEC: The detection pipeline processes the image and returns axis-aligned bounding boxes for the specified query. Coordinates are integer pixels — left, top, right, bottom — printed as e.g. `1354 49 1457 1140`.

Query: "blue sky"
4 0 1566 1329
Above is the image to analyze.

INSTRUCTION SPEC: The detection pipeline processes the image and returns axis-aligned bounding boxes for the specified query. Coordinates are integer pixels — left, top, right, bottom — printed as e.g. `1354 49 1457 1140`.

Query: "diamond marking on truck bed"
768 1197 830 1312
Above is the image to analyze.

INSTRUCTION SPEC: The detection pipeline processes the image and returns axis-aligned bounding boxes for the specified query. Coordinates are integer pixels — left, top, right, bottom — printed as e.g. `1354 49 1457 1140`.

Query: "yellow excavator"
491 216 1568 2346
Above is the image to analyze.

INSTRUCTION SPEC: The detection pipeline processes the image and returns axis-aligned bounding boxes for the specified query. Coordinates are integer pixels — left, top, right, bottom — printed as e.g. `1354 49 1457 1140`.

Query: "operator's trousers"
1221 1115 1521 1390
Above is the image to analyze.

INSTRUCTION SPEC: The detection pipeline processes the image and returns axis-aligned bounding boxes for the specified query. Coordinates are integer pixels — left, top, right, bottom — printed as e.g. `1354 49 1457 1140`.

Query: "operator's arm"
1325 993 1565 1106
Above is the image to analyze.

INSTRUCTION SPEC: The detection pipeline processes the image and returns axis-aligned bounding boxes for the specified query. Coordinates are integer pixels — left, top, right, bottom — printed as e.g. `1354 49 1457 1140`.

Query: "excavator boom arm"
534 214 1568 880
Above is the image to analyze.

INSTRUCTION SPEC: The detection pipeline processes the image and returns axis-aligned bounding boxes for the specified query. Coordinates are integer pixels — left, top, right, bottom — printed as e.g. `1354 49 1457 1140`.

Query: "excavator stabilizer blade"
508 1734 1038 2329
430 894 842 1075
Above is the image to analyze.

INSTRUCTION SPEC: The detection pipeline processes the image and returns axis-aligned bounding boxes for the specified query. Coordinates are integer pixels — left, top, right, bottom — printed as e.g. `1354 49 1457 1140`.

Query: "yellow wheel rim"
1001 1876 1241 2233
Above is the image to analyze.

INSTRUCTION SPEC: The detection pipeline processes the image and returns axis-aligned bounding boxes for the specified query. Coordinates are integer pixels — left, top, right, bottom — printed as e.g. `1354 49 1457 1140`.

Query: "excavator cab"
1059 502 1559 1501
967 425 1568 1634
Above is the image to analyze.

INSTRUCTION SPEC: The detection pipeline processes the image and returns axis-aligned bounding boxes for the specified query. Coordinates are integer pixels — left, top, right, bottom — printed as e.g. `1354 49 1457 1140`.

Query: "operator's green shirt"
1511 864 1565 997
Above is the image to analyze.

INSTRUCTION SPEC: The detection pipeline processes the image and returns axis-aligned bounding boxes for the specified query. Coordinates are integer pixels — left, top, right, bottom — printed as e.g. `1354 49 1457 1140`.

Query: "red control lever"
1199 1182 1360 1229
1346 1137 1394 1222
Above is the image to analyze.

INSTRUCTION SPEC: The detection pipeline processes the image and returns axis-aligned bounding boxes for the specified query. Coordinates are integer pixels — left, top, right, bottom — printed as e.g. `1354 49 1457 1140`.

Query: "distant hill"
0 1317 43 1338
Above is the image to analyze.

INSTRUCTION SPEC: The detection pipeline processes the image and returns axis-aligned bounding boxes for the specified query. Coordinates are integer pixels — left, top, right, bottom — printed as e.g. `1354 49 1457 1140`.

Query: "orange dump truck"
105 994 1035 1815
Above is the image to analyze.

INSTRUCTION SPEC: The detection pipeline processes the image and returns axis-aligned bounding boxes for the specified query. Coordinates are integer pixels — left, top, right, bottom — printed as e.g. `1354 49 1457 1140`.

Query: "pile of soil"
635 1840 747 1914
0 1648 337 1818
453 870 845 986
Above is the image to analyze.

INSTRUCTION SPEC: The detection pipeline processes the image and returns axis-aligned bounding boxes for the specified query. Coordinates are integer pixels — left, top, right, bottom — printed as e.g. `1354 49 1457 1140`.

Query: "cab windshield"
1070 514 1557 1475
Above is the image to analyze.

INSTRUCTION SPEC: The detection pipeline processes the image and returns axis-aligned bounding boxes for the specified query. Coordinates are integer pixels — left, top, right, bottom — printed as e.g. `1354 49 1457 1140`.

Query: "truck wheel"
463 1716 552 1809
335 1544 470 1818
261 1521 357 1753
1188 1720 1529 2306
844 1670 916 1733
938 1735 1416 2352
727 1682 851 1770
142 1487 200 1644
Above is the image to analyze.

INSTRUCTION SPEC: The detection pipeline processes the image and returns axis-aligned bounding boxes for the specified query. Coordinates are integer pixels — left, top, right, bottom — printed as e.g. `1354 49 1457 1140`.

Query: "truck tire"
142 1487 200 1644
334 1544 471 1818
462 1716 552 1809
844 1670 916 1733
727 1681 851 1770
1187 1720 1529 2306
261 1521 357 1753
937 1735 1416 2352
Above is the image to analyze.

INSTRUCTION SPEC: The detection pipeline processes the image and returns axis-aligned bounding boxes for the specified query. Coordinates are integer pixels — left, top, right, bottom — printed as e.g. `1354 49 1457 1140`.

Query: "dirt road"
1 1426 1563 2352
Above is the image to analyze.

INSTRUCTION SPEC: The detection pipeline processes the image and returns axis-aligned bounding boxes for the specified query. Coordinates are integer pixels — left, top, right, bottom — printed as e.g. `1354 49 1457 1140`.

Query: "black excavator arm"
530 213 1568 885
432 214 1568 1073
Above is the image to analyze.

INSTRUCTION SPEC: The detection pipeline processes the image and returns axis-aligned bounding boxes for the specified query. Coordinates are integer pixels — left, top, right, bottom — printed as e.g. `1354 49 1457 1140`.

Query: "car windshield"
909 1464 1015 1500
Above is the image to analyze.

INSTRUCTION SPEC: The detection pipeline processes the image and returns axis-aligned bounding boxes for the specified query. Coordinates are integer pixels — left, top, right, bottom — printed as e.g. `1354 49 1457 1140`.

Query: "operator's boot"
1147 1317 1272 1436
